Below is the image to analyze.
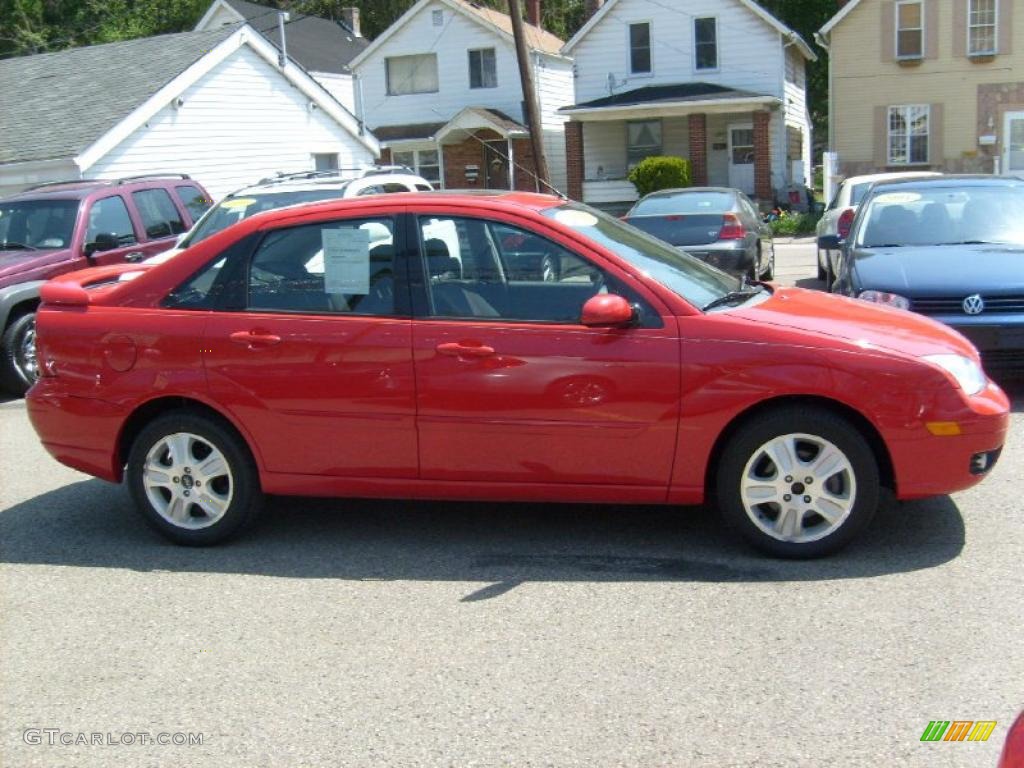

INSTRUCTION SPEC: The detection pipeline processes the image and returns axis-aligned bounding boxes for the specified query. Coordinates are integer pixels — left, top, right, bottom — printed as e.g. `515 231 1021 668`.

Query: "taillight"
837 207 855 239
719 213 746 240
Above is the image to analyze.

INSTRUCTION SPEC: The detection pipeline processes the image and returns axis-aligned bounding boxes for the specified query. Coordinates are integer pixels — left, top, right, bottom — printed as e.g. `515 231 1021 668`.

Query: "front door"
1004 112 1024 175
409 213 680 489
484 140 511 190
81 193 147 266
728 124 756 195
201 213 419 479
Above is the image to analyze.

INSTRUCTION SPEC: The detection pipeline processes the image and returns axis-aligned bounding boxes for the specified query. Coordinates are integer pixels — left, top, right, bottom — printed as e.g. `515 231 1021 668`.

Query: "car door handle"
230 330 282 348
436 341 495 358
125 252 145 263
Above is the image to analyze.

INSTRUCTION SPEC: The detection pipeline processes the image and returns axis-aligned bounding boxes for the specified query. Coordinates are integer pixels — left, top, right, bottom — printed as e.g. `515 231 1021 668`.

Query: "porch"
561 83 784 209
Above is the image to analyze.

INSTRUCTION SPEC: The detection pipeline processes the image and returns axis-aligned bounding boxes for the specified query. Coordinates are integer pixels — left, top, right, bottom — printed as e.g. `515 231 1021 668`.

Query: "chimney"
340 7 361 37
526 0 541 27
584 0 604 20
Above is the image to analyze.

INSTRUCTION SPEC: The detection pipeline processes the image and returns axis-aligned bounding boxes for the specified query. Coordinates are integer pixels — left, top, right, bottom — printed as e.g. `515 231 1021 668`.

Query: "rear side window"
850 182 872 206
248 218 398 315
175 184 211 221
132 188 186 239
85 195 136 246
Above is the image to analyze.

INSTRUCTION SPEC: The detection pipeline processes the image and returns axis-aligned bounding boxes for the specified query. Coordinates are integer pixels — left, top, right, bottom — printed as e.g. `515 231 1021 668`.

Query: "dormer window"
896 0 924 59
968 0 997 56
629 23 651 74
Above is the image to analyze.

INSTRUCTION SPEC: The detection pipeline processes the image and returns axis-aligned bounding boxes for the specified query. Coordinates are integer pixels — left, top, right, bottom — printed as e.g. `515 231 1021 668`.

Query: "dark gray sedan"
622 187 775 280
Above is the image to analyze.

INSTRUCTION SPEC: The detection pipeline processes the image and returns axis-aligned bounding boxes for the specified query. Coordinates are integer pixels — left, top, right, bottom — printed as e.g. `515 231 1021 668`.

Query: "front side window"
627 120 662 169
417 216 657 325
248 218 397 315
896 0 924 59
468 48 497 88
968 0 997 56
85 195 136 246
888 104 930 164
694 17 718 71
629 23 651 74
132 188 186 240
386 53 439 96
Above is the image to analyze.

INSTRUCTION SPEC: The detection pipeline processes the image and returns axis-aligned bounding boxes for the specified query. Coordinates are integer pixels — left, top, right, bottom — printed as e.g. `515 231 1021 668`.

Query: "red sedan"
25 193 1009 557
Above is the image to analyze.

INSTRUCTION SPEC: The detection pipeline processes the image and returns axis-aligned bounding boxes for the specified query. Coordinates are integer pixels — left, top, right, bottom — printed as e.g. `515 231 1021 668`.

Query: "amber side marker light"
926 422 962 436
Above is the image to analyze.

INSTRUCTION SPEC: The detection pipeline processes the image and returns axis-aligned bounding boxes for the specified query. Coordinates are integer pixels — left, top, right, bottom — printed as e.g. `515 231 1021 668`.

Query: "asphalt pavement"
1 239 1021 767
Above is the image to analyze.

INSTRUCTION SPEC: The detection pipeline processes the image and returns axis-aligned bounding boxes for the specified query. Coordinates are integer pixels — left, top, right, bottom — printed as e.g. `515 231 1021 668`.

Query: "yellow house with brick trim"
817 0 1024 178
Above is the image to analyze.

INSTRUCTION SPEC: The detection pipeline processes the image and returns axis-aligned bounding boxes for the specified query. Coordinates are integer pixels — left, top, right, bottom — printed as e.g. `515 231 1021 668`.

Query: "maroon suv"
0 174 211 394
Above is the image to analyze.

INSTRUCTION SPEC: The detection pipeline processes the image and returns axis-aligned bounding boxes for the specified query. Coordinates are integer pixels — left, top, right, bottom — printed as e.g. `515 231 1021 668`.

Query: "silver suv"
148 167 433 263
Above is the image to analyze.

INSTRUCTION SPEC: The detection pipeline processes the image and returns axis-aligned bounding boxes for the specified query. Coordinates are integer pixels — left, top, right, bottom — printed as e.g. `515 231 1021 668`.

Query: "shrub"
769 211 820 237
628 156 692 197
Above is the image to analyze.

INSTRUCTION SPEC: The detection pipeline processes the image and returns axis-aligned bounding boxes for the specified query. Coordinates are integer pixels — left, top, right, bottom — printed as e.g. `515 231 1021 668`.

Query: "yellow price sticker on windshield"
220 197 256 210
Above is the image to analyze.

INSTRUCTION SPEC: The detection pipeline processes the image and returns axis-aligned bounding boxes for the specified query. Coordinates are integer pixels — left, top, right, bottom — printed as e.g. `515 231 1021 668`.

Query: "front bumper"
887 380 1010 499
927 313 1024 370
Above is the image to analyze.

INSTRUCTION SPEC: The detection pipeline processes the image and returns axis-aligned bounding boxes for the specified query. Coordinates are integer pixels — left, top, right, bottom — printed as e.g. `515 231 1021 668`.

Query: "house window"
432 9 444 26
968 0 997 56
393 149 441 187
468 48 497 89
627 120 662 169
386 53 439 96
896 0 924 59
888 105 930 164
629 23 651 74
694 17 718 71
313 153 339 171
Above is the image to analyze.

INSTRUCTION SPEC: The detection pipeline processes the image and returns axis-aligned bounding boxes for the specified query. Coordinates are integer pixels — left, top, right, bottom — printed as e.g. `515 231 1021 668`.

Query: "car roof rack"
253 166 418 186
26 173 192 192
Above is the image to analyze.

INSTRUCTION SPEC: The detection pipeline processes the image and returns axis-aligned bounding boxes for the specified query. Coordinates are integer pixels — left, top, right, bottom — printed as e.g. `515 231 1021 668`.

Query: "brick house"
348 0 573 193
560 0 816 210
817 0 1021 178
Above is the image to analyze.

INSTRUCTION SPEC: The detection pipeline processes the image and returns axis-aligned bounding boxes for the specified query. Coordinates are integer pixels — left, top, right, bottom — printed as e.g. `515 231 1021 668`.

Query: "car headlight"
857 290 911 310
924 354 987 396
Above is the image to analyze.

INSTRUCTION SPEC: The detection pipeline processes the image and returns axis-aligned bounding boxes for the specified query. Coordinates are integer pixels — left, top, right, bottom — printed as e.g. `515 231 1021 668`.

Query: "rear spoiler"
41 263 154 307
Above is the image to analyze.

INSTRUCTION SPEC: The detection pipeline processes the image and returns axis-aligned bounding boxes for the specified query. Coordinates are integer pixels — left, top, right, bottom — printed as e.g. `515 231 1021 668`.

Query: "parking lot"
1 239 1021 768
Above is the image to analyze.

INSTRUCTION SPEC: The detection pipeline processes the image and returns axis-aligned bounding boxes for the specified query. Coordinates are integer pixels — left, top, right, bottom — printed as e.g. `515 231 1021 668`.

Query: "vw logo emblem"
962 294 985 315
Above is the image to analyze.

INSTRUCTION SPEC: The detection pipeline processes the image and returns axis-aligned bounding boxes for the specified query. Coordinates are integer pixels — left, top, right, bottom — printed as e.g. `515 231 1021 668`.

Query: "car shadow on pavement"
792 277 827 291
0 479 966 600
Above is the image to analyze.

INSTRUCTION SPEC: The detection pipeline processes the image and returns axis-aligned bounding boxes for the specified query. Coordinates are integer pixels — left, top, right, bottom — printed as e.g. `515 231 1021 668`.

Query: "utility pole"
507 0 551 191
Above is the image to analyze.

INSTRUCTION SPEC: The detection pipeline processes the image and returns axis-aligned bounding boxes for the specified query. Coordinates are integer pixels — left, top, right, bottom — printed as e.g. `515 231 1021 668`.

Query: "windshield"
632 191 735 216
0 198 79 251
542 203 740 308
186 188 349 246
856 185 1024 248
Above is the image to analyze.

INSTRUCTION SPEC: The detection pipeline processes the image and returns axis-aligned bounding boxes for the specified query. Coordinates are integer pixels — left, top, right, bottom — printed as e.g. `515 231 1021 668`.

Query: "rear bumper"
888 381 1010 499
681 241 755 275
26 380 125 482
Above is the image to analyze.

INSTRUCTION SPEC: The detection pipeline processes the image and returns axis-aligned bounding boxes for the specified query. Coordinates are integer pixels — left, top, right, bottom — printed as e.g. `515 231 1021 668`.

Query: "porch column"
565 120 584 201
687 113 708 186
753 110 773 202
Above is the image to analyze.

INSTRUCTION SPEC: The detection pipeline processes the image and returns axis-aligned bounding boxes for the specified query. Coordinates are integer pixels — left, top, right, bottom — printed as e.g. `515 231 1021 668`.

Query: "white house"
561 0 815 208
349 0 574 193
0 24 379 200
195 0 368 114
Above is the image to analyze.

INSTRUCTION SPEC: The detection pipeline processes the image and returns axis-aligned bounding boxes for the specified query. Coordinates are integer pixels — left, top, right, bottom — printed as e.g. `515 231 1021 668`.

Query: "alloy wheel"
142 432 234 530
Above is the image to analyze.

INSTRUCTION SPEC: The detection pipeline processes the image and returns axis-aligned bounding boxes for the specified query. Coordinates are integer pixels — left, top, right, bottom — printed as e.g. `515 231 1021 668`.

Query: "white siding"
312 71 357 114
571 0 785 106
581 117 689 182
534 54 574 193
86 46 376 201
355 1 526 130
783 44 812 187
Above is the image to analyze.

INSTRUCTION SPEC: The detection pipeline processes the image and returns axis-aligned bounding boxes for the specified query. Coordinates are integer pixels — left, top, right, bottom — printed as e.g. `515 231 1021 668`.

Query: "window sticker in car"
322 227 370 295
220 198 257 210
551 209 599 228
873 192 922 204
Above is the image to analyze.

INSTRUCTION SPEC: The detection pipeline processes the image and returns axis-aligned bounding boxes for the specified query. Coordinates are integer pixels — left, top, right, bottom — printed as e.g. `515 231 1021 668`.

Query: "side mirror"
819 234 843 250
84 232 120 257
581 294 635 327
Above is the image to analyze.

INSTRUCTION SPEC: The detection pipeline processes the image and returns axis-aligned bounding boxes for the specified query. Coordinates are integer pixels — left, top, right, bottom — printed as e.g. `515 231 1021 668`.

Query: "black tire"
127 410 263 545
760 243 775 281
0 311 39 396
714 406 880 558
816 254 827 282
824 258 835 293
